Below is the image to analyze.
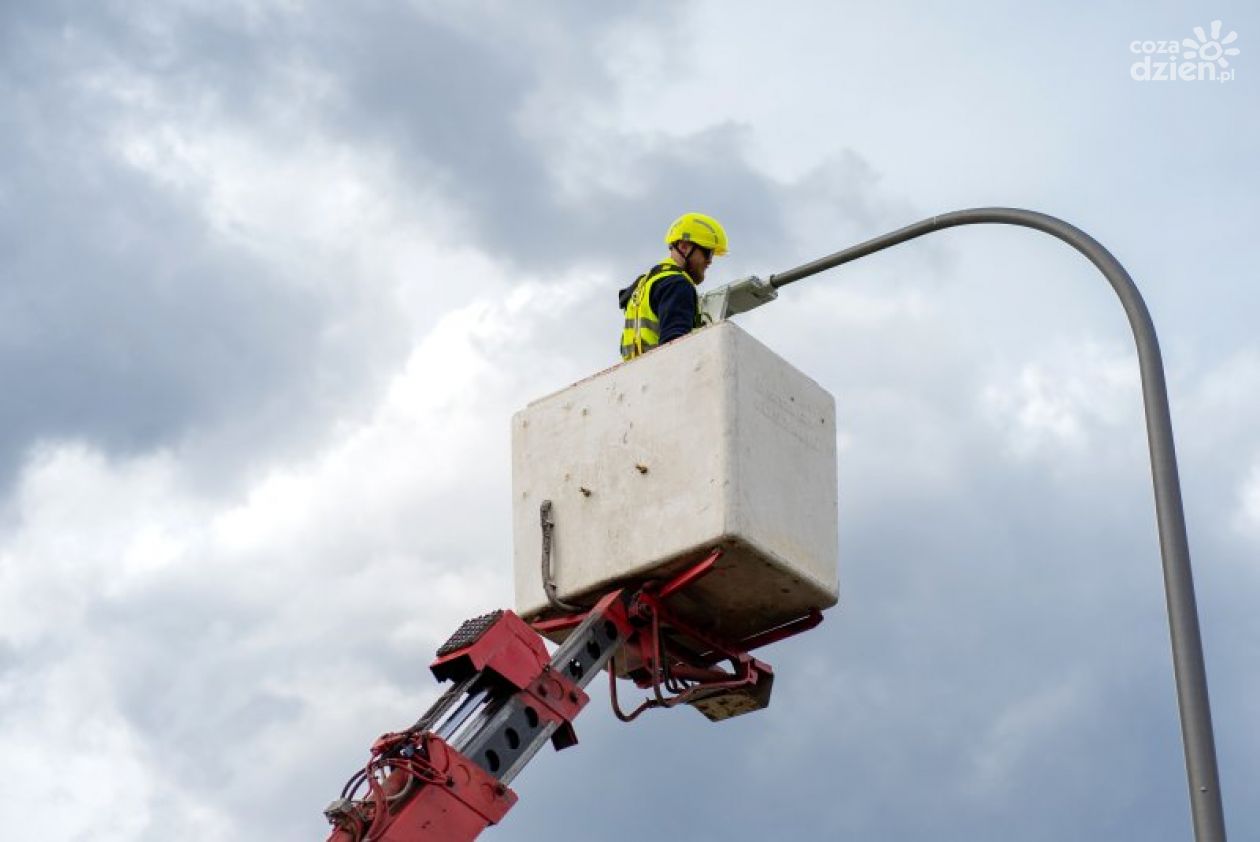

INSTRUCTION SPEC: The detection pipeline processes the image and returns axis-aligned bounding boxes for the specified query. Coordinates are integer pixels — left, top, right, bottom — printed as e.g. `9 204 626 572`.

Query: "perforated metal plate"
436 611 504 658
687 673 774 722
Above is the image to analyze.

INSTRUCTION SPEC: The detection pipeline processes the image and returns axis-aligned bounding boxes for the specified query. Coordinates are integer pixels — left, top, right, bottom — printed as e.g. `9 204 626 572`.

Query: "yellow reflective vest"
620 260 699 361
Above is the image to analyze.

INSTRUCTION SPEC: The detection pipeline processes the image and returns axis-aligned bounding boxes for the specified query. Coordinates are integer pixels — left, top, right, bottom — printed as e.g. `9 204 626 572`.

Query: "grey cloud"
0 128 322 481
0 5 412 487
307 6 793 270
0 1 810 490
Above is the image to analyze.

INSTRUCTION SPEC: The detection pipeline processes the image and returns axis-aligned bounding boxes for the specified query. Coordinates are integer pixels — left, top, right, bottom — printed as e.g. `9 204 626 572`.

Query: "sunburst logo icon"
1183 20 1240 68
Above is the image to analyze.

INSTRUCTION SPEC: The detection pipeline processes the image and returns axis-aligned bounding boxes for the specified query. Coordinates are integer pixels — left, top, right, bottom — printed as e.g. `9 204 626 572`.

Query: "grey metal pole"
769 208 1226 842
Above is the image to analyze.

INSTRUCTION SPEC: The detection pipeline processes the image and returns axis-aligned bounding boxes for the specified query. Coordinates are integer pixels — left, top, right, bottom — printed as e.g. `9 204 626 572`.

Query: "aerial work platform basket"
511 320 839 644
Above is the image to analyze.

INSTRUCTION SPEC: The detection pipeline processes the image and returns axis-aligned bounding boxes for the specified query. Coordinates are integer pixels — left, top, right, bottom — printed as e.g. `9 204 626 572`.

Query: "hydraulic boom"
322 552 820 841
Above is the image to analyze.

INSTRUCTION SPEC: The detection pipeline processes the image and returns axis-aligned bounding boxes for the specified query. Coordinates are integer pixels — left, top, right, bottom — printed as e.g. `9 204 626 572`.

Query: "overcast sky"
1 2 1256 840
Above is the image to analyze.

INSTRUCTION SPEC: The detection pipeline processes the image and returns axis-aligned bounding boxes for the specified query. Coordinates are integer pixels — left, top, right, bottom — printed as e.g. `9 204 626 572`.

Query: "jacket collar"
658 256 696 284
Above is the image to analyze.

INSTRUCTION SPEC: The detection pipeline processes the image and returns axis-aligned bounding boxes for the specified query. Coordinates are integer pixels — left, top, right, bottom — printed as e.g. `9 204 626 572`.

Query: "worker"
619 212 728 360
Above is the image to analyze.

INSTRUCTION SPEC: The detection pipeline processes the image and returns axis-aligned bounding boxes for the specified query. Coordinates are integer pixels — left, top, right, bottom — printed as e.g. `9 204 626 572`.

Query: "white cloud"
0 444 200 644
98 57 487 316
0 654 154 841
0 283 602 838
1236 463 1260 543
979 342 1140 462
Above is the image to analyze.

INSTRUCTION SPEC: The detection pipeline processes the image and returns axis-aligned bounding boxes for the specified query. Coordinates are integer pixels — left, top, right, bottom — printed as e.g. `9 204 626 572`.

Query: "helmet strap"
671 242 695 274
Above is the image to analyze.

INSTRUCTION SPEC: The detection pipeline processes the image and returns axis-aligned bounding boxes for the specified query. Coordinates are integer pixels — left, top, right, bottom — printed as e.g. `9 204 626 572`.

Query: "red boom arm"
321 551 821 841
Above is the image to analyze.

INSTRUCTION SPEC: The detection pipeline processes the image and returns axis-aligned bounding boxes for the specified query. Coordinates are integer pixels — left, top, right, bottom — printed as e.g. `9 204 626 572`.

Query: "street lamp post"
766 208 1226 842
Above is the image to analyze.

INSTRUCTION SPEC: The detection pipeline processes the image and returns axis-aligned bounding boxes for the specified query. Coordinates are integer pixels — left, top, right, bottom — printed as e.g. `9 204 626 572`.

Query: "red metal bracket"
430 609 551 688
529 548 825 724
324 733 515 842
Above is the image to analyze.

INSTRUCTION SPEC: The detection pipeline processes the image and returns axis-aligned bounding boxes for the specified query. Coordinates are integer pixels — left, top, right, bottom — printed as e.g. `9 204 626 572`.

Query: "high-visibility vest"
620 261 698 361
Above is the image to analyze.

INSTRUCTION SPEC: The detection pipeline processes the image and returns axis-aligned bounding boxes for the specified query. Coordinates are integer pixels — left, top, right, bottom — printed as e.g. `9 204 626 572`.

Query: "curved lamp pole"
766 208 1226 841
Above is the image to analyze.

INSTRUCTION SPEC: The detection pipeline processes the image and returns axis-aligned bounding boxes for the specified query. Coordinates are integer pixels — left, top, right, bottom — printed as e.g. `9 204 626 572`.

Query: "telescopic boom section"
323 591 634 842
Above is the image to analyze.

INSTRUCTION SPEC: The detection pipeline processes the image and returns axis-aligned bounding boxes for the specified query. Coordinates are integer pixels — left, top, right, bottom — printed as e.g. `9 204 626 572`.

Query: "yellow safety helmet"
664 212 728 256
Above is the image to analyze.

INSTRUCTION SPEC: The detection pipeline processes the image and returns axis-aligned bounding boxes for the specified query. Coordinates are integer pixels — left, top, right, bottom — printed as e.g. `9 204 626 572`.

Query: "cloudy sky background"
1 2 1257 840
